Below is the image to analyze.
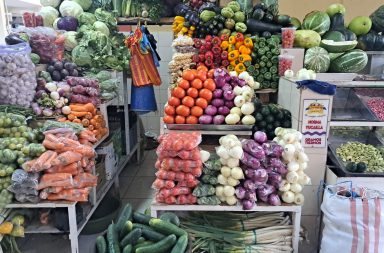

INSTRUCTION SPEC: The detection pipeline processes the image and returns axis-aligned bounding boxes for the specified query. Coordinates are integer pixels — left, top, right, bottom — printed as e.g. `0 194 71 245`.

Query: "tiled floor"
16 150 157 253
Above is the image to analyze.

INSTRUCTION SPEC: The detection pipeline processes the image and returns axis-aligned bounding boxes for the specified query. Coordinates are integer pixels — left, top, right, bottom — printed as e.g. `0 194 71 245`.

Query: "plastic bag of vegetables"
0 43 37 107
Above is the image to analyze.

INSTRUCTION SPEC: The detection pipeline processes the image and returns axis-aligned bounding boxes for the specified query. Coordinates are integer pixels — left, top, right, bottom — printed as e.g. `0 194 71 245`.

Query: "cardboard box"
96 139 117 180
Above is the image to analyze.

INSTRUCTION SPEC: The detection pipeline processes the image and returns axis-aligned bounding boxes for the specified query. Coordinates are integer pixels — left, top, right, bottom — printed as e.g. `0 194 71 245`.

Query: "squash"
357 32 384 51
370 5 384 32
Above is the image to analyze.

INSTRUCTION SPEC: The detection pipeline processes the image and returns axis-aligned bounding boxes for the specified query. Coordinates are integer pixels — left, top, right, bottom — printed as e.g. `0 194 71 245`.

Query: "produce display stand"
151 203 302 253
1 72 141 253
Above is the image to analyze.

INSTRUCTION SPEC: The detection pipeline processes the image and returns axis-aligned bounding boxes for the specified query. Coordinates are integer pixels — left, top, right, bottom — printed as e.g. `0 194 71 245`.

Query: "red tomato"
207 69 215 79
176 105 190 117
178 79 190 90
163 115 174 124
195 98 208 109
199 88 213 101
191 106 203 117
197 65 208 72
182 70 195 81
187 87 199 98
175 115 186 124
168 96 180 107
182 96 195 108
191 79 203 89
186 115 198 124
203 78 216 91
172 87 186 99
196 70 207 82
164 105 175 115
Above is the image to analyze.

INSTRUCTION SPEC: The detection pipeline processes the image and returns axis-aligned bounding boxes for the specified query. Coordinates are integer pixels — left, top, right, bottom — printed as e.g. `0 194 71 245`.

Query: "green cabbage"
40 0 61 8
59 1 83 18
71 45 92 66
78 12 96 25
93 21 110 36
96 71 112 82
68 0 92 11
39 6 59 27
64 31 78 51
77 24 93 34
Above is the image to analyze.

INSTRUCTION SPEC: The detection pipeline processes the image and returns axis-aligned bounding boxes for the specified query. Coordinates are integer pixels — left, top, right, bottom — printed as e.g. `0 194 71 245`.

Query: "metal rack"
2 72 140 253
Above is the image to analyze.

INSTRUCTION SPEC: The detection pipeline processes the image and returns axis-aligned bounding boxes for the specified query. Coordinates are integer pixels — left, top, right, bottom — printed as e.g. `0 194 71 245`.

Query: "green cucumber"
116 204 133 232
149 219 187 237
171 234 188 253
136 234 177 253
132 223 166 242
133 241 154 251
96 235 107 253
120 228 142 248
159 212 180 227
122 244 132 253
133 212 152 225
107 224 121 253
137 237 146 244
119 220 133 239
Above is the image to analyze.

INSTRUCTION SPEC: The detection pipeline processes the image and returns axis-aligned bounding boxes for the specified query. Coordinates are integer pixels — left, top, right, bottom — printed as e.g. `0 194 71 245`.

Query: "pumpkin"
357 32 384 51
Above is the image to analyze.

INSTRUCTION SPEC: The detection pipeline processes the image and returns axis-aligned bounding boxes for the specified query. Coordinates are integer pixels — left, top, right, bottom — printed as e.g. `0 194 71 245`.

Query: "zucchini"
171 234 188 253
119 220 133 239
133 241 154 251
96 236 107 253
120 228 142 248
133 212 152 225
136 234 177 253
137 237 146 244
159 212 180 227
132 223 166 242
149 219 187 237
122 244 132 253
107 224 121 253
116 204 133 232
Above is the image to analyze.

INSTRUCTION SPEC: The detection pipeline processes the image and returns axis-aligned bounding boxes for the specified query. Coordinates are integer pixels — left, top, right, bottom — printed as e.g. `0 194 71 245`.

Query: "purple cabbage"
57 16 78 31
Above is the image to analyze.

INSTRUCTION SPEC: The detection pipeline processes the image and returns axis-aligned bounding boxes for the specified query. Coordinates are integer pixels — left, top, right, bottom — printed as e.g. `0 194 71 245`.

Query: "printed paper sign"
301 99 330 148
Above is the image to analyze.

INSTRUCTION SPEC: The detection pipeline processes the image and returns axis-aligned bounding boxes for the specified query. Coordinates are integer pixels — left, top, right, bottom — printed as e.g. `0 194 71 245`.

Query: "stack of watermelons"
299 5 369 74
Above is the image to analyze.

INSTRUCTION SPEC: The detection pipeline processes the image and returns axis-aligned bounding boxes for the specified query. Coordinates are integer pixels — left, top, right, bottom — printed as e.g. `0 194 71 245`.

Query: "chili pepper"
205 51 214 60
222 60 230 67
227 65 235 71
239 45 251 55
235 63 246 73
220 41 229 50
228 50 239 61
236 33 244 42
229 36 236 44
220 34 229 41
221 51 228 60
212 46 221 55
212 37 221 46
235 41 243 50
244 38 253 48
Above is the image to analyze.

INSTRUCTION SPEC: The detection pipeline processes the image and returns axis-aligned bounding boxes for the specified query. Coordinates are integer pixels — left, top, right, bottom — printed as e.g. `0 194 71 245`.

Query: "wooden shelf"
117 17 174 25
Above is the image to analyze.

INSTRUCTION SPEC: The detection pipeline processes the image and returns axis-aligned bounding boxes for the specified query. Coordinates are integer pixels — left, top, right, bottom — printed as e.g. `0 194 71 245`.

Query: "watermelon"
329 49 368 73
322 31 345 42
294 30 321 48
329 52 343 61
320 39 358 53
304 47 330 73
302 11 331 35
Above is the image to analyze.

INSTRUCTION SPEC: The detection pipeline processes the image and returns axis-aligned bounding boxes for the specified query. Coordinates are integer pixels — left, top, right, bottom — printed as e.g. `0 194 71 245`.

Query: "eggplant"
246 19 282 33
174 3 190 16
5 34 25 45
189 12 200 26
198 2 216 14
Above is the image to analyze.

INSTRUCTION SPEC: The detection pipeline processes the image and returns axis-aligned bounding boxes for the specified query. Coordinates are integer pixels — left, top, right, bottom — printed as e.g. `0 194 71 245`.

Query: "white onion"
230 167 244 180
220 166 231 178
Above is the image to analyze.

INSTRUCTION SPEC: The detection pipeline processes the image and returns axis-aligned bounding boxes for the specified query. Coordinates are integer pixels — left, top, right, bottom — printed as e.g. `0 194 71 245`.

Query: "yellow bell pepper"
221 41 229 50
238 54 252 63
174 16 185 22
228 50 239 61
0 222 14 234
244 38 253 48
227 44 236 52
235 63 246 73
239 45 251 55
235 41 243 50
229 36 236 44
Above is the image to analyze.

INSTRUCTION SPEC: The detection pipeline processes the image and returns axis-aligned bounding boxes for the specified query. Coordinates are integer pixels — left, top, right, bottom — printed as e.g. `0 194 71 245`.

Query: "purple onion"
212 89 223 98
270 158 284 168
244 179 257 191
254 131 268 144
199 114 213 124
244 190 257 202
57 88 65 97
242 199 255 210
204 105 217 116
271 143 284 158
222 83 232 92
267 172 282 188
268 193 282 206
241 152 261 169
238 79 247 87
223 90 236 101
235 186 246 200
254 168 268 184
225 101 235 108
31 103 42 116
35 90 47 99
215 76 226 88
214 68 226 78
224 74 231 83
257 184 276 202
274 164 288 175
218 106 230 116
213 115 225 125
211 98 224 107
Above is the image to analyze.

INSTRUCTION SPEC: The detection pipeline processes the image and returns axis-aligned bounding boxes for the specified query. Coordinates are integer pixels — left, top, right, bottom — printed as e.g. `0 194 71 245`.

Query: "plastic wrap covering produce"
8 169 40 203
0 43 37 107
169 35 196 85
22 127 97 202
153 132 203 205
85 70 119 101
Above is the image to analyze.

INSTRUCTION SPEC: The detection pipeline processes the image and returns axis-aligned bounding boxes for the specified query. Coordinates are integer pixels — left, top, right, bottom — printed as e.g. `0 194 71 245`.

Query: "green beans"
336 142 384 172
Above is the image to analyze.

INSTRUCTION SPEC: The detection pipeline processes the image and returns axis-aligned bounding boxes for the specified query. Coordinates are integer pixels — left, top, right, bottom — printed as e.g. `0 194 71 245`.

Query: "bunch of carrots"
58 103 108 140
22 128 98 202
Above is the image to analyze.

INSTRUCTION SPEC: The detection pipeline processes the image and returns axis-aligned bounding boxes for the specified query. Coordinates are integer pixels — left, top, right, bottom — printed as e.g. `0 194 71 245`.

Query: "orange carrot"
67 114 77 121
69 103 95 113
51 151 82 166
81 118 90 127
72 118 81 124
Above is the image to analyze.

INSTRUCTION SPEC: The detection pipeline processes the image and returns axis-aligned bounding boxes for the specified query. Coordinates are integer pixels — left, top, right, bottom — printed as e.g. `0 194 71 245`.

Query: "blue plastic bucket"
131 84 157 115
